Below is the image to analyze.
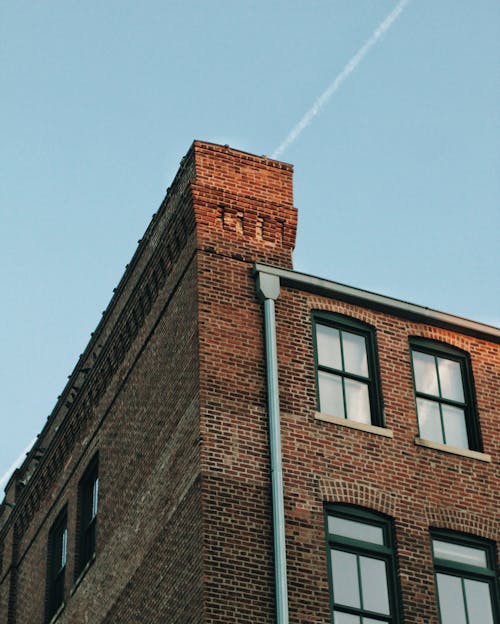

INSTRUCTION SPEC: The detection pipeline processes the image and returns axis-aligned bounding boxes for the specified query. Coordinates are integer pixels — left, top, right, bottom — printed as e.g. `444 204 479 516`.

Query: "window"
313 313 383 426
410 339 480 450
432 531 499 624
76 455 98 577
46 508 67 621
325 505 400 623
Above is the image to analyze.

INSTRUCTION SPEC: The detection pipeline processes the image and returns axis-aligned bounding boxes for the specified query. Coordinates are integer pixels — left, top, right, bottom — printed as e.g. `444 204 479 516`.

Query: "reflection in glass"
464 579 494 624
328 516 384 545
333 612 359 624
342 332 368 377
345 379 370 424
433 540 487 567
60 528 68 569
317 324 342 370
319 372 344 418
442 405 468 449
331 550 360 608
436 574 467 624
437 357 464 402
413 351 439 395
416 398 442 443
92 477 99 519
360 556 390 615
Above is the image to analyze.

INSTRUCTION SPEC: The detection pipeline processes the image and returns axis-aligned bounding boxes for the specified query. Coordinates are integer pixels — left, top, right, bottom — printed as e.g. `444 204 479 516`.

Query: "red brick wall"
2 142 498 624
193 142 299 622
273 291 499 623
190 143 499 623
191 142 297 269
198 256 275 622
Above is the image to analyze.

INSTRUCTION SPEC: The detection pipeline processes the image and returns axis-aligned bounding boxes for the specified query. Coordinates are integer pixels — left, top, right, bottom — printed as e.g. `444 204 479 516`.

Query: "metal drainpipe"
255 270 289 624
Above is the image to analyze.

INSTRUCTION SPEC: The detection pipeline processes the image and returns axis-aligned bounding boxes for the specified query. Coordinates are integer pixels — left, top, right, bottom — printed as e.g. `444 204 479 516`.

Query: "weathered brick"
1 141 498 624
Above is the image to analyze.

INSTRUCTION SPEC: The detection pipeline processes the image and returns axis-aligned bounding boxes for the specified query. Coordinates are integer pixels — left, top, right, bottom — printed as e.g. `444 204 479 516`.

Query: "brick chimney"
189 141 297 269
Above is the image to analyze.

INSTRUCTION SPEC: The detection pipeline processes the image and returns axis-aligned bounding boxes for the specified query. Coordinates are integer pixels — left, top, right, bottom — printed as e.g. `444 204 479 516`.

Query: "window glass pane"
433 540 487 567
345 379 371 424
364 620 389 624
331 550 360 608
359 556 390 615
61 528 67 569
437 357 465 403
442 405 469 449
317 324 342 370
342 331 368 377
92 477 99 520
416 398 443 443
464 579 495 624
413 351 439 396
318 372 345 418
333 613 359 624
436 573 467 624
328 516 384 545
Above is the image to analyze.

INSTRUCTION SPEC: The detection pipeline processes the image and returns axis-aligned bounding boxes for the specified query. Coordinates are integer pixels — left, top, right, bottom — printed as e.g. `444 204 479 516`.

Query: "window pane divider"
318 364 369 383
438 402 447 445
356 553 364 613
461 576 472 624
339 328 346 372
334 603 394 621
340 375 348 420
434 558 496 578
328 535 392 555
415 391 468 409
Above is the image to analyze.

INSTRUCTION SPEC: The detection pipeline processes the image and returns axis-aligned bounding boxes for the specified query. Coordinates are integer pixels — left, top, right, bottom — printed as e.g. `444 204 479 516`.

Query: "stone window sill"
414 437 491 462
314 412 393 438
48 603 65 624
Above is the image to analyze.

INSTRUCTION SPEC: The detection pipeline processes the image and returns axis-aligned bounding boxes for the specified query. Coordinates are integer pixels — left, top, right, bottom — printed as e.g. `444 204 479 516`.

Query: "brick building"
1 141 499 624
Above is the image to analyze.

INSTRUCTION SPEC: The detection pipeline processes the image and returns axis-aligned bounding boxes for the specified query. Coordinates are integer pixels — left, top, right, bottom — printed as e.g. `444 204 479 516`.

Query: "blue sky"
1 0 499 485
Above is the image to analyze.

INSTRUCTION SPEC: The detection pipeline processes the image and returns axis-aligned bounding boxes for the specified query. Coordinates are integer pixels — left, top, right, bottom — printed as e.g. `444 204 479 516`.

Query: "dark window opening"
46 507 67 621
76 455 98 578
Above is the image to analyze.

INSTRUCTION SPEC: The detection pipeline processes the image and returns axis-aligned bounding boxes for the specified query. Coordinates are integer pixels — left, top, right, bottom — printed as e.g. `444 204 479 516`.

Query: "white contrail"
272 0 411 159
0 438 36 493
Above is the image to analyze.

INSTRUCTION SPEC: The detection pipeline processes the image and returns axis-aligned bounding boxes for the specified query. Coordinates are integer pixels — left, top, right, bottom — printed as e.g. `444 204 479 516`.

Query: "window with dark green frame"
46 507 67 622
313 313 383 426
325 505 401 624
431 530 499 624
410 339 480 450
76 455 98 578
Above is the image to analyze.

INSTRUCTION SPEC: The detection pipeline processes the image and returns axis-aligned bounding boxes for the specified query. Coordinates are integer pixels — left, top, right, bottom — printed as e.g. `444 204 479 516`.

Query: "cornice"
253 263 500 344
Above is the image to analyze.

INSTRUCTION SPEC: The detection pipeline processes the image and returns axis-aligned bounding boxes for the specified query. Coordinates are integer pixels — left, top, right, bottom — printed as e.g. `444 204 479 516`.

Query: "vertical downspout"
255 270 289 624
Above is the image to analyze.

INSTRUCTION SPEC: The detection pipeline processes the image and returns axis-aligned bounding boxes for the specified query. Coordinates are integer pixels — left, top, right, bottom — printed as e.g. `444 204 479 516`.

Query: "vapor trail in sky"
271 0 410 159
0 438 36 492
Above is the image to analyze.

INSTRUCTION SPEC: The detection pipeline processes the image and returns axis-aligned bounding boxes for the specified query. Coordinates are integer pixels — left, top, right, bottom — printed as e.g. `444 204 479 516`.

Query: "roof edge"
253 263 500 344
